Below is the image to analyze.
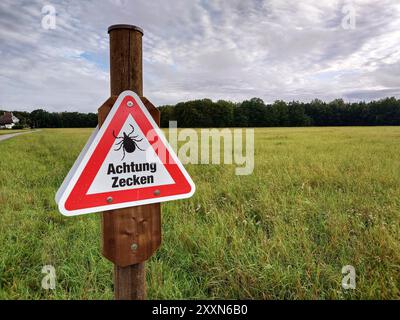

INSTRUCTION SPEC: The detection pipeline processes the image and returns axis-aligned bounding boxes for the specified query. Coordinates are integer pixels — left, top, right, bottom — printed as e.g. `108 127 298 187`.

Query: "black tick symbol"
113 124 144 161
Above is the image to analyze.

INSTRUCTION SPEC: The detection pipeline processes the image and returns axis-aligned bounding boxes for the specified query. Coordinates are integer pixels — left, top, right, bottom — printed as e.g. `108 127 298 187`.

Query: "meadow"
0 127 399 299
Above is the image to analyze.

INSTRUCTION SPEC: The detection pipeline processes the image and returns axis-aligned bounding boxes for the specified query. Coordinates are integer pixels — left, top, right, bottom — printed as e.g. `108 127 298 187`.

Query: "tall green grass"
0 127 399 299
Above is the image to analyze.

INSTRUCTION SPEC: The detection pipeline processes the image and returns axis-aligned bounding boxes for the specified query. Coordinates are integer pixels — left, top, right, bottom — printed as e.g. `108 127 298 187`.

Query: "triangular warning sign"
56 91 195 216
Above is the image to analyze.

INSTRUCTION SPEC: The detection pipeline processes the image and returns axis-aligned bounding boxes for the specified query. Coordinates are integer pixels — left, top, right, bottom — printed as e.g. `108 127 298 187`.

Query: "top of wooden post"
108 24 144 35
108 24 144 96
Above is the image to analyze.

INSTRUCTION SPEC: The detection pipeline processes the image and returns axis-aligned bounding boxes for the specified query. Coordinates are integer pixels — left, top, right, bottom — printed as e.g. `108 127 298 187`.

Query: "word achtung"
107 161 157 187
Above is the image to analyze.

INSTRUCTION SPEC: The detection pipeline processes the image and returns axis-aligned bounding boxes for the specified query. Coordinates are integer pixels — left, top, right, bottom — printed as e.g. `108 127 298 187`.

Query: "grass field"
0 127 399 299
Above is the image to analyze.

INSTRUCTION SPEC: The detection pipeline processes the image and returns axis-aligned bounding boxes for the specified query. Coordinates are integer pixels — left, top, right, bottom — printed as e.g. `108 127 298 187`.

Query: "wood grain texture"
114 263 146 300
99 25 161 300
98 96 117 127
109 28 143 96
102 204 161 266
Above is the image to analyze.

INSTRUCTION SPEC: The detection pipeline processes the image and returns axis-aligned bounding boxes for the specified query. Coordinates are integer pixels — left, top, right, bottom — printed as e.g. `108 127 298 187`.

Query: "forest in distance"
2 96 400 129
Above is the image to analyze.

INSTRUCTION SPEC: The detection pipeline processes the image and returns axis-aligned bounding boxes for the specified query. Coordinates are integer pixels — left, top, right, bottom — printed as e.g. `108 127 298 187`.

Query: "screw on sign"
55 25 195 300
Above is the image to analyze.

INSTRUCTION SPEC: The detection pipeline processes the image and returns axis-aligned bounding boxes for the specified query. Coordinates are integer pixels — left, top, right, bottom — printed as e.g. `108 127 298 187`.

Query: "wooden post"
97 24 161 300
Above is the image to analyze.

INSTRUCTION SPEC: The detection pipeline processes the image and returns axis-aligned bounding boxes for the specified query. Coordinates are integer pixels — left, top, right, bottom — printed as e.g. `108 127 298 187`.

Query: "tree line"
2 96 400 129
159 97 400 127
0 109 98 128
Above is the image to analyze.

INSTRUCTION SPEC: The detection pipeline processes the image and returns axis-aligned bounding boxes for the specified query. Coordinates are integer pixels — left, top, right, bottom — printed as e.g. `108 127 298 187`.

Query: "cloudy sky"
0 0 400 112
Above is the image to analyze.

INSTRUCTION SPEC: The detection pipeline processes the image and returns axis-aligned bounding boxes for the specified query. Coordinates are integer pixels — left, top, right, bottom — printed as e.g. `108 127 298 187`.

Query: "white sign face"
87 114 174 194
56 91 195 216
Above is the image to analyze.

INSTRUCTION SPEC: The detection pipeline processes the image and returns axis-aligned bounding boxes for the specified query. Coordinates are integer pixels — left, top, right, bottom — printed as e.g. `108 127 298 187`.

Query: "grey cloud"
0 0 400 112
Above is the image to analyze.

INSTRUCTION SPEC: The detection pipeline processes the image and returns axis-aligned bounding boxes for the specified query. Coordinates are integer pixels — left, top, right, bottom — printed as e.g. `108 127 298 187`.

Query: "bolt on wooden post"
98 24 161 300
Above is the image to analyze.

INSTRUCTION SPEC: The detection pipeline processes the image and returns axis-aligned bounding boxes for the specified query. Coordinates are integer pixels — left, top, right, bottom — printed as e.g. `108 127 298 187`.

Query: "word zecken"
107 162 157 187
